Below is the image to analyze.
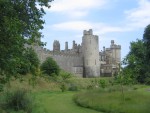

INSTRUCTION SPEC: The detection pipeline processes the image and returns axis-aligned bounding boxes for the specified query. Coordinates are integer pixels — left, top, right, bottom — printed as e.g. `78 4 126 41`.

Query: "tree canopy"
0 0 53 84
40 57 60 76
123 24 150 84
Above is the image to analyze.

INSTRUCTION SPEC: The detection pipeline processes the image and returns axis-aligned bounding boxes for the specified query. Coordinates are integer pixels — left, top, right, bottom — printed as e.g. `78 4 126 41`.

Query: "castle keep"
34 29 121 77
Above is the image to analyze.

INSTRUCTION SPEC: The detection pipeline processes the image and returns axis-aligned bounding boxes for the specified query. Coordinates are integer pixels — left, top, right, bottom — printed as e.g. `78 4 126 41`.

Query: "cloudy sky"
41 0 150 59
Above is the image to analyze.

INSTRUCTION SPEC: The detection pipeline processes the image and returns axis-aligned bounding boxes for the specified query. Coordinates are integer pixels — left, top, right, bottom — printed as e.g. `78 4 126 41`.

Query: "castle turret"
72 40 75 49
65 41 68 51
82 29 100 77
53 40 60 52
110 40 121 64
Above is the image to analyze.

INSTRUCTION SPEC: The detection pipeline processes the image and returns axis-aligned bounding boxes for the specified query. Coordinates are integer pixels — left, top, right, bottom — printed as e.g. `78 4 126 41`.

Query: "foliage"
0 89 34 113
58 70 72 92
17 48 40 75
143 24 150 62
0 0 53 84
99 79 106 89
59 70 72 81
68 83 78 91
123 24 150 84
60 83 67 92
41 57 60 76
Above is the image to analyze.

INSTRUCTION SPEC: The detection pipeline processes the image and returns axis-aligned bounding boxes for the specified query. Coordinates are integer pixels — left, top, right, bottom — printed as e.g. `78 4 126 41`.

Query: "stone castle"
34 29 121 77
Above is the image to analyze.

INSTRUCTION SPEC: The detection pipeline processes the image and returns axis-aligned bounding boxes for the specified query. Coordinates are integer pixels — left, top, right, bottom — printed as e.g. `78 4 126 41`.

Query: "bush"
99 79 106 89
41 57 60 76
68 83 78 91
1 89 34 113
60 83 67 92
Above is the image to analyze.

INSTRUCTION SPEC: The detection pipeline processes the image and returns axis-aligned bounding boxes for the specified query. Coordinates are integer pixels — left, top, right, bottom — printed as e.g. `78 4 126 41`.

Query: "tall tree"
123 24 150 84
0 0 53 84
123 40 146 83
143 24 150 63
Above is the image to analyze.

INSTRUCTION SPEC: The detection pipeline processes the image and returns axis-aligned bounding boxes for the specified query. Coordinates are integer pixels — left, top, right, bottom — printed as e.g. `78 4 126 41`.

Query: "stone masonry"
34 29 121 77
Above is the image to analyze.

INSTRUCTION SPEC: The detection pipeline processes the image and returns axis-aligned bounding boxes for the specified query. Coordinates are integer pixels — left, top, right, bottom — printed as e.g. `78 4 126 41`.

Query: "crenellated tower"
82 29 100 77
53 40 60 52
110 40 121 64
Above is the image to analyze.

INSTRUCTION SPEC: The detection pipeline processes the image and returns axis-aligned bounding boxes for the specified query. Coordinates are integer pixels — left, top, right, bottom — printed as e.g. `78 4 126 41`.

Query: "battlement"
40 46 81 58
111 44 121 49
110 40 121 49
83 29 93 35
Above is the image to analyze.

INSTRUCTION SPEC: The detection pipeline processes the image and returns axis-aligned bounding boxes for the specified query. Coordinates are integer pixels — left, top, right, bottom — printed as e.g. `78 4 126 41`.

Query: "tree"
123 39 147 83
143 24 150 64
123 24 150 84
0 0 53 84
40 57 60 76
143 24 150 84
17 48 40 75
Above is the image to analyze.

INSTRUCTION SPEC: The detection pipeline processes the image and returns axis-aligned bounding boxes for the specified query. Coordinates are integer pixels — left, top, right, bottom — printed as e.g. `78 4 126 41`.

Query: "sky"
40 0 150 60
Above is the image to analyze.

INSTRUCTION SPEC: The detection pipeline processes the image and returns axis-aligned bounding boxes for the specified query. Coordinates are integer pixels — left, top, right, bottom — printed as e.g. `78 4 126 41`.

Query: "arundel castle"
33 29 121 77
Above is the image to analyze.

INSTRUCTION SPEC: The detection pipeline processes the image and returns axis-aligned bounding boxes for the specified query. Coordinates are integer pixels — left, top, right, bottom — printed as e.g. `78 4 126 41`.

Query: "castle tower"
82 29 100 77
65 41 68 51
72 40 75 49
110 40 121 64
53 40 60 52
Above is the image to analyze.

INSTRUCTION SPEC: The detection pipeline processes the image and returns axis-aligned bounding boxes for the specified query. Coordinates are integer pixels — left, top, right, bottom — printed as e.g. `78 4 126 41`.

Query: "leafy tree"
143 24 150 60
17 48 40 75
123 24 150 84
41 57 60 76
123 40 147 83
0 0 53 84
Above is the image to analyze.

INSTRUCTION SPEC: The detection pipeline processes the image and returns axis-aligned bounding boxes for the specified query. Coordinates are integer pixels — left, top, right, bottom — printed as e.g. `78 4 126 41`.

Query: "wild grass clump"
74 86 150 113
0 89 34 113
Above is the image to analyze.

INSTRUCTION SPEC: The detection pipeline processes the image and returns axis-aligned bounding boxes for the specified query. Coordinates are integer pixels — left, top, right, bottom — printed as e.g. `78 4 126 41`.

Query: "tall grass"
74 86 150 113
0 89 34 113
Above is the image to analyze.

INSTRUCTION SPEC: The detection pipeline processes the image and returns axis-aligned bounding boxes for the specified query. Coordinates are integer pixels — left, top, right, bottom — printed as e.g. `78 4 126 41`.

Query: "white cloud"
45 0 109 18
125 0 150 29
52 21 92 31
52 21 129 35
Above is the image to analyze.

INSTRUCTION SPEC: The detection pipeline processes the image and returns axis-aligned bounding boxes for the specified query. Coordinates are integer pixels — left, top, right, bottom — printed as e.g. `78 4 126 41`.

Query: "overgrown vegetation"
0 89 34 113
74 85 150 113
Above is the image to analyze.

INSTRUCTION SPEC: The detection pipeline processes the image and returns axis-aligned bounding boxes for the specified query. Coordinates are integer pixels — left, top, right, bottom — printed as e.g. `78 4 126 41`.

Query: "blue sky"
40 0 150 60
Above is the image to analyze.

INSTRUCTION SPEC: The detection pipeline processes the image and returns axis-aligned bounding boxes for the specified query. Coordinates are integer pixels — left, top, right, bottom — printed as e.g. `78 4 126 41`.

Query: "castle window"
95 59 96 65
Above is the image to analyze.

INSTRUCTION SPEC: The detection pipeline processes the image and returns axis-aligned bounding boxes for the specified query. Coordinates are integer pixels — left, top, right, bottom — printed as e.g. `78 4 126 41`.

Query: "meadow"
0 75 150 113
74 85 150 113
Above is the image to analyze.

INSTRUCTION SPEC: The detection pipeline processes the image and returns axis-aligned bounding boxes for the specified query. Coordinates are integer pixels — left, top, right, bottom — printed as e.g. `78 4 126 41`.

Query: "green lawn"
32 91 102 113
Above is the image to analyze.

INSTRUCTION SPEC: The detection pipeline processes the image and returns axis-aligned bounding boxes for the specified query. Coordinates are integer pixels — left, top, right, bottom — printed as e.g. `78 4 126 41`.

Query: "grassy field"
1 75 150 113
32 91 102 113
74 85 150 113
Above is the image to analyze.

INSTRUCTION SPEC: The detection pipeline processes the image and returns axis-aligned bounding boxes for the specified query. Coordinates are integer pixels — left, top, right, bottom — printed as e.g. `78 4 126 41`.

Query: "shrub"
68 83 78 91
60 83 67 92
1 89 34 113
41 57 60 76
99 79 106 89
